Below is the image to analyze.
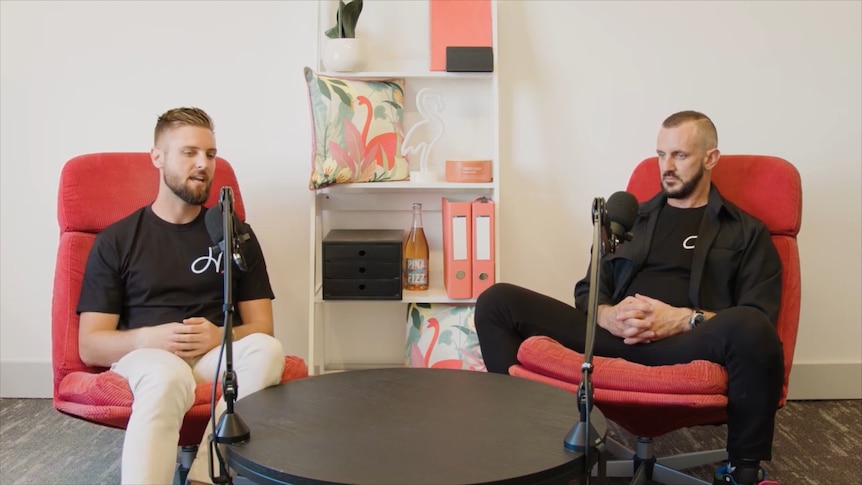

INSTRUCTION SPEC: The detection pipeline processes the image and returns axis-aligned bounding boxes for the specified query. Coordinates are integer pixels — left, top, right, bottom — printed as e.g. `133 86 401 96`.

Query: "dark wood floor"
1 398 859 485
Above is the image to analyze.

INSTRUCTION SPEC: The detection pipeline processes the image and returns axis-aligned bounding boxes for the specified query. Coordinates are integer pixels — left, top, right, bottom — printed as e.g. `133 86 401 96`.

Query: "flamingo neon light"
401 88 445 182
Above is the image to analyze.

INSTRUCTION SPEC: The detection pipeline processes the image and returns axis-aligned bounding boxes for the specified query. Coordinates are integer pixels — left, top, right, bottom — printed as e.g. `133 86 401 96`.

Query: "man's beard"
164 170 211 205
662 163 704 199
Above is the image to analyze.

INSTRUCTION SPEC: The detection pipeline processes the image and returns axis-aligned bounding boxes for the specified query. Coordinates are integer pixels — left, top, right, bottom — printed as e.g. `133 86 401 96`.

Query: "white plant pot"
323 38 366 72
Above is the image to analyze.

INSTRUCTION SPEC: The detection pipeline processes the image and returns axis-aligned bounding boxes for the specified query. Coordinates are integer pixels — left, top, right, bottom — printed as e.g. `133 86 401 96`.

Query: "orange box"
445 159 492 183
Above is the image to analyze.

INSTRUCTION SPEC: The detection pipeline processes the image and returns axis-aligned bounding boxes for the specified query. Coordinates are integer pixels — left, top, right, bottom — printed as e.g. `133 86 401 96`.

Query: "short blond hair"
154 107 214 145
662 110 718 150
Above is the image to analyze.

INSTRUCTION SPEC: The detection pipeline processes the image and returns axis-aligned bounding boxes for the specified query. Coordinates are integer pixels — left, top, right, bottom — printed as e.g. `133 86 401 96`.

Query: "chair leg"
177 445 198 485
596 436 723 485
657 448 728 471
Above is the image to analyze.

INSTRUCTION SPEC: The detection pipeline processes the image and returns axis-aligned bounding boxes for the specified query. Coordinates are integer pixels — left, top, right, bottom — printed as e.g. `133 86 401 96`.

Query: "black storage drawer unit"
322 229 404 300
324 261 401 279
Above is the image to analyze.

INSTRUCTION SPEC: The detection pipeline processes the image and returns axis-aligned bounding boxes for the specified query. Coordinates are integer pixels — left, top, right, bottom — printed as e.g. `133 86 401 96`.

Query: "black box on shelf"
322 229 404 300
446 46 494 72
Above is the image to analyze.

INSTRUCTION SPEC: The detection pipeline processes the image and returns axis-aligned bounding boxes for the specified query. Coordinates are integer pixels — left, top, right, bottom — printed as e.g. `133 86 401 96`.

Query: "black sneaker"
713 463 780 485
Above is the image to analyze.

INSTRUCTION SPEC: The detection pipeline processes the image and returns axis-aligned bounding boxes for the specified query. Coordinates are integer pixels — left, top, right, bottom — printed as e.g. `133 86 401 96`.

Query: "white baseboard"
1 360 860 400
1 360 54 398
787 362 862 400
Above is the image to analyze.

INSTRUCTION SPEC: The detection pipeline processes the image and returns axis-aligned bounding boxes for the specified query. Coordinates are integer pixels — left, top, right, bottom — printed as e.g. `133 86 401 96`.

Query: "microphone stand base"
215 412 250 444
564 421 602 453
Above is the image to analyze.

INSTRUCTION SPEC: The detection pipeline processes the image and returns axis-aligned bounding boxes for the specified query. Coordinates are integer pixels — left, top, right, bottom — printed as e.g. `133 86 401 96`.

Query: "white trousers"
111 333 285 485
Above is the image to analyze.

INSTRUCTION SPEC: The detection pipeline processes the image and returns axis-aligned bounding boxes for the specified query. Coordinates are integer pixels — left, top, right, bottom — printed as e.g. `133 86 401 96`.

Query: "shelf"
403 287 476 303
315 181 495 195
317 70 494 80
313 279 478 304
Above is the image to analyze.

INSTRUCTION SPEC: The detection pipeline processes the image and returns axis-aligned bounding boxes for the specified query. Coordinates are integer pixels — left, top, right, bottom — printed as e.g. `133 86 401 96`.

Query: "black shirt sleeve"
76 228 126 316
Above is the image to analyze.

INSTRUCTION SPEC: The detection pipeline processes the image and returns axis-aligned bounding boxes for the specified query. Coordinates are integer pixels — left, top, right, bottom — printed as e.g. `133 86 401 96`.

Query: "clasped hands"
598 294 690 345
142 317 223 358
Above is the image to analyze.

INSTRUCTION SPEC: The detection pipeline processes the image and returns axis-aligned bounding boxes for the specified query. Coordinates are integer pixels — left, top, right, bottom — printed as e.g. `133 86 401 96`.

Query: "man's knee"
236 333 285 385
240 333 283 358
118 349 196 406
715 307 783 367
718 307 779 341
476 283 523 319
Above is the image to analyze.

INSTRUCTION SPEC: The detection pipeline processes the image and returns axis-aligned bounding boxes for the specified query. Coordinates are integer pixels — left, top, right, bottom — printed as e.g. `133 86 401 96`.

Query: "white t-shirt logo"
191 246 224 274
683 235 698 250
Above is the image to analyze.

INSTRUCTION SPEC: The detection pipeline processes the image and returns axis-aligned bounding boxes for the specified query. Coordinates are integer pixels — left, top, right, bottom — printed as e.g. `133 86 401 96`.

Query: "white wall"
2 0 860 399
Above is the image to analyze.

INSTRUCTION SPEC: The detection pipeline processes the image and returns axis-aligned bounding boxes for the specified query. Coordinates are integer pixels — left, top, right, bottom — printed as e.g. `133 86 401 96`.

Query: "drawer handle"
358 267 366 274
358 250 366 257
358 284 366 291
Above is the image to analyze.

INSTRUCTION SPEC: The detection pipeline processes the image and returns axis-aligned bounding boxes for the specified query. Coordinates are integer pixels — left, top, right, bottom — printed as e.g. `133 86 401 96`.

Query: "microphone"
602 191 639 254
565 191 638 483
206 186 250 485
205 203 251 271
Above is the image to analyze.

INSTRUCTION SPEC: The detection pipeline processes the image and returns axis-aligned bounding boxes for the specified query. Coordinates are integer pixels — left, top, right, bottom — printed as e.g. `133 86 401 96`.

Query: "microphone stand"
564 197 612 484
208 186 250 485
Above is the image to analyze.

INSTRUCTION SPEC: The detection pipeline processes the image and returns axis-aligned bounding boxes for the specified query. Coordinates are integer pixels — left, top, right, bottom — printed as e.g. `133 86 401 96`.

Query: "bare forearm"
233 298 274 341
232 320 273 341
79 327 151 368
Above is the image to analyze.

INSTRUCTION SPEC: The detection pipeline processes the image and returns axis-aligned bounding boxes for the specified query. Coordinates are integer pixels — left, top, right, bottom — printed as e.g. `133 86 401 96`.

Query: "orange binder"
471 197 495 298
429 0 493 71
442 198 473 299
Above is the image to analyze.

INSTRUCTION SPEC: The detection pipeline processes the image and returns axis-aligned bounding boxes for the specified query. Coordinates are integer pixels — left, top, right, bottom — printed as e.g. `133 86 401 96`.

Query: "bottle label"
405 258 428 286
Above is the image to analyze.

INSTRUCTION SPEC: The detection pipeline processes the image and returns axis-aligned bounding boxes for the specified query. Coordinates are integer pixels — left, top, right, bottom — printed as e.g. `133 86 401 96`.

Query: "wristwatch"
689 309 706 330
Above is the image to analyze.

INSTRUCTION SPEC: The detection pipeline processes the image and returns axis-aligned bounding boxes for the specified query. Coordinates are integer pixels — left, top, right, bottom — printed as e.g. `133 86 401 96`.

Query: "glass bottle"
404 202 430 291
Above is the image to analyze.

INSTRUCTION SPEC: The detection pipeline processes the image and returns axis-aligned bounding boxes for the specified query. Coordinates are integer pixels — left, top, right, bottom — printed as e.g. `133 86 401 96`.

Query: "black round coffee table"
226 367 605 485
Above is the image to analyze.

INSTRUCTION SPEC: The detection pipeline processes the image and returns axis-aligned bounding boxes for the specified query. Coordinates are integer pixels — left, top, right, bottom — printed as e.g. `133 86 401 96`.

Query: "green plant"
325 0 364 39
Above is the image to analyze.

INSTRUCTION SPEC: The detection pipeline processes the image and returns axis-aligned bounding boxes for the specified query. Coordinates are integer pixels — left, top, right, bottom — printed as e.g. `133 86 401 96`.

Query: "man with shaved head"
477 111 784 485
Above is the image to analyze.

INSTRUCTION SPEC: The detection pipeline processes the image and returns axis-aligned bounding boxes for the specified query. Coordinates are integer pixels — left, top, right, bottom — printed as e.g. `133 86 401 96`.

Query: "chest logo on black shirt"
683 235 698 250
191 247 224 274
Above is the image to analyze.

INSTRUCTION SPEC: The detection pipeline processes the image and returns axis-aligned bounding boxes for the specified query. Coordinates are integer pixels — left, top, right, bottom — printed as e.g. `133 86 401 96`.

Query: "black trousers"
475 283 785 463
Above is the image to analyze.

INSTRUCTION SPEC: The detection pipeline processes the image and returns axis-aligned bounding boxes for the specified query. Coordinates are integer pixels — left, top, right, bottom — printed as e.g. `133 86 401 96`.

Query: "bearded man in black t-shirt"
475 111 784 485
77 107 285 485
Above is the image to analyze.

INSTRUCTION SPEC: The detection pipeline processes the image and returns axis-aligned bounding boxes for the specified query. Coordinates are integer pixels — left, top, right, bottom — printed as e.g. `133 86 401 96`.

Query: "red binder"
429 0 493 71
442 198 473 299
471 197 495 298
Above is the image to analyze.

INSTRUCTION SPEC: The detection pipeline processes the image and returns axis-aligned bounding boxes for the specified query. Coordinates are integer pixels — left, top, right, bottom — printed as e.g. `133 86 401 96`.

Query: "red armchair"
52 153 308 480
511 155 802 484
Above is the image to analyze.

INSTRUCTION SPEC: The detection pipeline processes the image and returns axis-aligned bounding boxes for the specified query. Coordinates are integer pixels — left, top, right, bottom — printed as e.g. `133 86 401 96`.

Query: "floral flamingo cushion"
304 67 409 190
406 303 486 372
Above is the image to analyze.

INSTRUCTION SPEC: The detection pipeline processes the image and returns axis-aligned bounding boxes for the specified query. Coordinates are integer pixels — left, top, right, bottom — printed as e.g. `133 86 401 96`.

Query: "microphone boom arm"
564 197 607 483
208 187 250 485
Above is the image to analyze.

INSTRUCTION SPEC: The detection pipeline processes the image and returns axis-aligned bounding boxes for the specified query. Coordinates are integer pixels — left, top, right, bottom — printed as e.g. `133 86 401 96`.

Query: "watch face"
690 311 706 328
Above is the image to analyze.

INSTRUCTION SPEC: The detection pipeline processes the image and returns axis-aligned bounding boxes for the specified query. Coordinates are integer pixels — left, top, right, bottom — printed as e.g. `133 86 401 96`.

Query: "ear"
151 147 164 169
704 148 720 171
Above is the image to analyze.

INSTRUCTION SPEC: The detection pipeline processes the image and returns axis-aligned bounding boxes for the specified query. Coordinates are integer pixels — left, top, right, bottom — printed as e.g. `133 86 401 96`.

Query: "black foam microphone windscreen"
205 206 250 270
205 205 251 247
205 205 226 249
606 191 639 237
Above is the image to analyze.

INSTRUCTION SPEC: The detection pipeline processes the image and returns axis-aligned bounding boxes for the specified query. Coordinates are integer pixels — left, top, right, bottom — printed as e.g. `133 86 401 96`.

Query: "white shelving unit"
308 0 499 375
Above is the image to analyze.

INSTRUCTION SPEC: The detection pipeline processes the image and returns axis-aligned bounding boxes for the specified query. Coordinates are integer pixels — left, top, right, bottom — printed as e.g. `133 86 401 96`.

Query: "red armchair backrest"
626 155 802 403
52 152 245 399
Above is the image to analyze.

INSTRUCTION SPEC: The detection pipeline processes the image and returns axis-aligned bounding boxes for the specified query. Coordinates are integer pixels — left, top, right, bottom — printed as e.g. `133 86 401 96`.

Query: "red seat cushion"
512 337 730 437
516 336 728 395
55 356 308 443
